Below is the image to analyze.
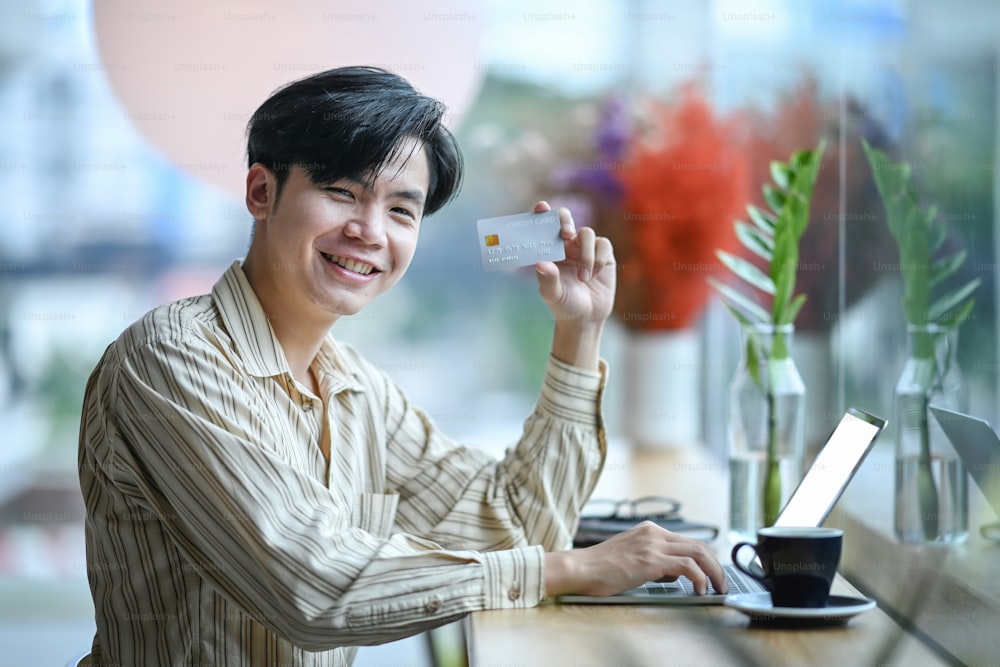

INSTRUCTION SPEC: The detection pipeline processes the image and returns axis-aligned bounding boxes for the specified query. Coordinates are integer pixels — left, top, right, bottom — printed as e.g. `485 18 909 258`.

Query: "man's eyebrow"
392 189 426 206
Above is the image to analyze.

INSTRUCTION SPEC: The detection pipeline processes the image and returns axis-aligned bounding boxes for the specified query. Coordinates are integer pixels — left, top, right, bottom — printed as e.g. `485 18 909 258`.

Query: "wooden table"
465 443 951 667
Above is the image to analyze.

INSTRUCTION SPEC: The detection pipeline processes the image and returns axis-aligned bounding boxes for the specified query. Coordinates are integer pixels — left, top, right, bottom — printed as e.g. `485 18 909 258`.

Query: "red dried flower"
598 86 751 330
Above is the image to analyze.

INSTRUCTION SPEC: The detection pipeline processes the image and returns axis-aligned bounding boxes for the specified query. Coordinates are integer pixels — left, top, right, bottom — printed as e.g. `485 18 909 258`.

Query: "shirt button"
424 598 441 614
507 585 521 602
302 400 313 412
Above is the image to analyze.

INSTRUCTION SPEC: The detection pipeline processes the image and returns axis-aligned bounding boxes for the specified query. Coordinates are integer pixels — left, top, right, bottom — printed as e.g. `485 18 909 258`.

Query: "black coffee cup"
731 526 843 608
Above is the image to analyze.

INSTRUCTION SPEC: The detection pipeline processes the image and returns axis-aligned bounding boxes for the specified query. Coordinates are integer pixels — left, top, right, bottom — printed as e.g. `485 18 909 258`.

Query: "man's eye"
325 187 354 199
392 207 416 219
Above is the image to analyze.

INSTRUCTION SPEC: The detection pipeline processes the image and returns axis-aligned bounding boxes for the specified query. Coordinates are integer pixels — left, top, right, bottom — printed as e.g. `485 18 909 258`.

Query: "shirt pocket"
350 492 399 538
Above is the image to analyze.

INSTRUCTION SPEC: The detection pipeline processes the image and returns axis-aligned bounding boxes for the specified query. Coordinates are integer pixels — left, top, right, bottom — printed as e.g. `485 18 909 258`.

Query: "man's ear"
246 163 275 221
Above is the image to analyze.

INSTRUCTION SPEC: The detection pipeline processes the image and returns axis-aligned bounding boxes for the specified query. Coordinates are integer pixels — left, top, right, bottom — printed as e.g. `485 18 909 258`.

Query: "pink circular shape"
93 0 484 197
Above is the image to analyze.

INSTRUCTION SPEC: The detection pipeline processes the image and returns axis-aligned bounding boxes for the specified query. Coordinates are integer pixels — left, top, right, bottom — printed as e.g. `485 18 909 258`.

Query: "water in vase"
728 451 802 542
894 453 968 544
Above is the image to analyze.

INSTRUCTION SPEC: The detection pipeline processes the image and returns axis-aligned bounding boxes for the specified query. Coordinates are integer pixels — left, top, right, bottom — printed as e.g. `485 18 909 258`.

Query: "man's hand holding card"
477 202 616 369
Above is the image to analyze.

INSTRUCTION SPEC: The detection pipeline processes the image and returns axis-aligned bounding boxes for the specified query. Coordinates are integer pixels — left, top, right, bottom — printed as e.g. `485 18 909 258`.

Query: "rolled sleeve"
535 356 608 429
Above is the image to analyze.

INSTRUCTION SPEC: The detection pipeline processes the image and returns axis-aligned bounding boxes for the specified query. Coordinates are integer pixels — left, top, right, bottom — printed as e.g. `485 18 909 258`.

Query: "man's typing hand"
544 521 729 598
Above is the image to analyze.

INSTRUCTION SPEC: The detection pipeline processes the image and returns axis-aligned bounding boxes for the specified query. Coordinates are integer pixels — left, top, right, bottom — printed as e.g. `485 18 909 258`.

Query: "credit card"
476 209 565 271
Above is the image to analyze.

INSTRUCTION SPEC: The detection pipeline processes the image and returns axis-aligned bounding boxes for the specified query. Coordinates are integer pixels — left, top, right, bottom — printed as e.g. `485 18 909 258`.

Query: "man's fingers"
528 204 614 285
534 261 562 304
574 226 596 281
558 207 575 239
592 236 615 278
676 545 728 596
654 530 728 596
671 556 709 596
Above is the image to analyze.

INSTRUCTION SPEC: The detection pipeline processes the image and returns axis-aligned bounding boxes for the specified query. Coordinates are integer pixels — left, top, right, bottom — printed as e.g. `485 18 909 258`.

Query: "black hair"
246 66 463 216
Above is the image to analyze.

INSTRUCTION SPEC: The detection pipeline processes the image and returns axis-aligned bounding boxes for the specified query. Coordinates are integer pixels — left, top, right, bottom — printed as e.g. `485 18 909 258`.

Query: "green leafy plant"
710 141 826 527
862 140 980 540
861 141 980 333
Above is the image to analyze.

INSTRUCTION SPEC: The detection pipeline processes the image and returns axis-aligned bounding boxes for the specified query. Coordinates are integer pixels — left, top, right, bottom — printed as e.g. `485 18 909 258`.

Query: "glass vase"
727 323 806 542
893 324 969 544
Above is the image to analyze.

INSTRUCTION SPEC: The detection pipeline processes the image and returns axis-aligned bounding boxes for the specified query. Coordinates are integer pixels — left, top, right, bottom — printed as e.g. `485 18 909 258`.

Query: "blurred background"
0 0 996 665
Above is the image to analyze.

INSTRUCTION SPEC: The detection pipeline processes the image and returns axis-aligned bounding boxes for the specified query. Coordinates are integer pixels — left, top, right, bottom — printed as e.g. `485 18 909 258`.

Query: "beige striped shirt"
79 261 607 667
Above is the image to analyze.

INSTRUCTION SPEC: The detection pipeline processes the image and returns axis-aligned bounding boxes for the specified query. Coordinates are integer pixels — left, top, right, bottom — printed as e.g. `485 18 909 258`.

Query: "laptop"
929 406 1000 537
558 406 887 605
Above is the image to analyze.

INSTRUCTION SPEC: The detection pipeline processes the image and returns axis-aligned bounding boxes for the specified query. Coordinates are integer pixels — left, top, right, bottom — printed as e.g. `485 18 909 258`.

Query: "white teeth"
324 253 374 275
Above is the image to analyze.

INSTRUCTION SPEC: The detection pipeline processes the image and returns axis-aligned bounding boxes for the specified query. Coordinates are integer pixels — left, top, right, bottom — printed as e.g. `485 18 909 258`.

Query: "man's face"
248 139 430 323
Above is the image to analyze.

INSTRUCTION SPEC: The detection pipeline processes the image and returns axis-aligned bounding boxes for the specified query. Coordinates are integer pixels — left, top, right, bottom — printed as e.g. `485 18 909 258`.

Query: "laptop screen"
774 407 886 527
930 405 1000 520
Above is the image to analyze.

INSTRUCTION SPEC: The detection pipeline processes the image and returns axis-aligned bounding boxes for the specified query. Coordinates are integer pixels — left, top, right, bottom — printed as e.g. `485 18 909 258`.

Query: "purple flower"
561 166 624 203
595 96 630 160
553 95 631 206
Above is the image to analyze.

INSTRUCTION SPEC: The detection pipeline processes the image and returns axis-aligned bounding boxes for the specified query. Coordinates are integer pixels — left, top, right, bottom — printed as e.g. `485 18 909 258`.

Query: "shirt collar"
211 261 364 393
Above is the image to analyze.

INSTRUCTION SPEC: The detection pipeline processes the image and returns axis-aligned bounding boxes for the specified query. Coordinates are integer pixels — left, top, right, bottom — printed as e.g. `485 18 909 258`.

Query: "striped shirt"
78 261 607 667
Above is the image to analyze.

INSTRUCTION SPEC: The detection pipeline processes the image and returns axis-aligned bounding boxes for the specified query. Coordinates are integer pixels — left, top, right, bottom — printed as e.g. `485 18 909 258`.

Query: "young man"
78 66 725 666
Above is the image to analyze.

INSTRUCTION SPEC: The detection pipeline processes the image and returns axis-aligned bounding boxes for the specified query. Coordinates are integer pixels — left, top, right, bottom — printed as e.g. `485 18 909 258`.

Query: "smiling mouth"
320 252 377 276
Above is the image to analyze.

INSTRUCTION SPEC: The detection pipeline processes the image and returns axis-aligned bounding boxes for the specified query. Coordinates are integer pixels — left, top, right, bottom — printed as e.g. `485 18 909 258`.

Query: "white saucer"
724 592 876 624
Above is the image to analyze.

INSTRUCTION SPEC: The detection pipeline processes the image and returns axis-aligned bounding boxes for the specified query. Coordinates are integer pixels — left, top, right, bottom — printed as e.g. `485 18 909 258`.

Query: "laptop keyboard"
642 565 762 596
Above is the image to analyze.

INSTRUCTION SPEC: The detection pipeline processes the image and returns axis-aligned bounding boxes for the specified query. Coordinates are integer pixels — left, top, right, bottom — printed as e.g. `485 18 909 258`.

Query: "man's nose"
345 205 387 246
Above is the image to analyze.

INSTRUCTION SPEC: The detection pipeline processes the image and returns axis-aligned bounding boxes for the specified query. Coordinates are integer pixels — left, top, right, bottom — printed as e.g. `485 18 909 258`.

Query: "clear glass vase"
727 323 806 542
893 324 969 544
